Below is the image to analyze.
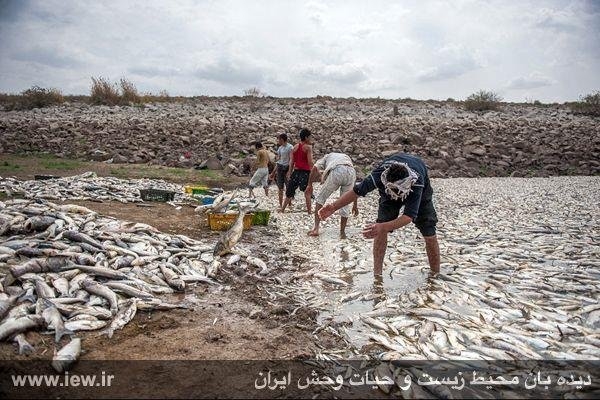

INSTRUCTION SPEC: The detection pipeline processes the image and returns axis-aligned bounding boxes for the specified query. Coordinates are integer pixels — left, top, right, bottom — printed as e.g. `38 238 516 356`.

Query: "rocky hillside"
0 97 598 178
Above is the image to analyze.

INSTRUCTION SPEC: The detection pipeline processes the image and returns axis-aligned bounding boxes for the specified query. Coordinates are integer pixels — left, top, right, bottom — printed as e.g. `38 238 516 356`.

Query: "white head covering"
380 161 419 201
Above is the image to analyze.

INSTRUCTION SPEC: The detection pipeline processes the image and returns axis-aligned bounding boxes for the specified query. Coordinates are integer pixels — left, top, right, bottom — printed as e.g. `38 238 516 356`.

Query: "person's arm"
318 190 358 220
352 198 359 216
286 146 296 178
362 215 412 239
307 165 319 190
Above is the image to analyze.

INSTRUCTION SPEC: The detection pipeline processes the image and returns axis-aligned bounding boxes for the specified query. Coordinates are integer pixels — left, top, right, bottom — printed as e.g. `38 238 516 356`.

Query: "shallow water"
261 176 600 360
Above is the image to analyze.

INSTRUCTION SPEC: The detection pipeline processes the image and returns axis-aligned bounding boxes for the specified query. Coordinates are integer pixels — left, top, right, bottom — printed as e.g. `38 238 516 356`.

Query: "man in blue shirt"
269 133 294 207
319 153 440 276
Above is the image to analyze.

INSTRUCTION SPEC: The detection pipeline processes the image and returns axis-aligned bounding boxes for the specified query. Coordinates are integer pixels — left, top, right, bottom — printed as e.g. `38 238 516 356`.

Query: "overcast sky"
0 0 599 102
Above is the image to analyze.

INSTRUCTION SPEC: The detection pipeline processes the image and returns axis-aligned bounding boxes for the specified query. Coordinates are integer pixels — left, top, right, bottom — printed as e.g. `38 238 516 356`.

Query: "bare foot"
340 232 347 239
307 209 312 214
277 208 284 213
307 229 319 237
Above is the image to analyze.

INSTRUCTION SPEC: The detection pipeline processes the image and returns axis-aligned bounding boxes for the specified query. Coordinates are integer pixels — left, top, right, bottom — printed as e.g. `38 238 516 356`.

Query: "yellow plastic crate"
207 212 254 231
184 185 210 194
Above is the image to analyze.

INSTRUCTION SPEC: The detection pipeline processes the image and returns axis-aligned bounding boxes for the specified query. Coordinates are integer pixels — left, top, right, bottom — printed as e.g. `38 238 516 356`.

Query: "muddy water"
311 225 426 348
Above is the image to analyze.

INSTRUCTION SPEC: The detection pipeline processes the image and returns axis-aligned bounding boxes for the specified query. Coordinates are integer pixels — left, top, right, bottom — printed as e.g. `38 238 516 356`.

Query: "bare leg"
304 191 312 214
278 189 283 207
373 231 388 276
424 235 440 274
308 203 323 236
279 197 292 212
340 216 348 239
248 187 254 198
264 186 268 196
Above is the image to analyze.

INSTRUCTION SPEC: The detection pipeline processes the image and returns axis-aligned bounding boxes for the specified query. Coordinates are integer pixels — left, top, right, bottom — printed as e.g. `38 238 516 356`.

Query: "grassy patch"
39 158 83 170
0 153 235 187
0 160 22 172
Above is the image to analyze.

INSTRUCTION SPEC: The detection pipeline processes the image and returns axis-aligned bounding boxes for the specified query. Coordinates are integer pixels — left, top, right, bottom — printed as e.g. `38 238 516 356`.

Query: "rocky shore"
1 97 598 178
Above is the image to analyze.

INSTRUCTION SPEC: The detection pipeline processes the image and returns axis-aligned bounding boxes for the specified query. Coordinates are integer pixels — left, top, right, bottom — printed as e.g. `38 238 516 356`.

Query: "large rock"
200 156 224 170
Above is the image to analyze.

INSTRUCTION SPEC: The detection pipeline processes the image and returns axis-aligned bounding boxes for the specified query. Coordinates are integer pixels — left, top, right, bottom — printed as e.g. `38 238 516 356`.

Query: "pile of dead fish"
268 176 600 364
0 198 267 371
0 172 188 203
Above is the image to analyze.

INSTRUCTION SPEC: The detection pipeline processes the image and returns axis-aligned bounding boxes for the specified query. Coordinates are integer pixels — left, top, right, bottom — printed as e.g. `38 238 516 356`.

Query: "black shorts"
275 164 289 190
285 170 310 198
376 197 438 237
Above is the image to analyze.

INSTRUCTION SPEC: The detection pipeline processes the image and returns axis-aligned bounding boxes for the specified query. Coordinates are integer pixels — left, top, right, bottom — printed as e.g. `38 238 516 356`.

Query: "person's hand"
318 204 335 221
352 204 359 217
286 171 292 180
362 223 386 239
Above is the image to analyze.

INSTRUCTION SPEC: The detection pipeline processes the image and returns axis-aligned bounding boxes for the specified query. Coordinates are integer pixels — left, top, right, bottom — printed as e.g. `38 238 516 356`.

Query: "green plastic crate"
252 210 271 226
139 189 176 202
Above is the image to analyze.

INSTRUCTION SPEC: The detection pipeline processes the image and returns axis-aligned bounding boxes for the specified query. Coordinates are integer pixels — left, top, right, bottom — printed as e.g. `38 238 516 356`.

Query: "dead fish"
62 263 128 280
207 259 221 279
0 315 45 341
13 333 35 355
64 318 108 332
179 275 220 285
0 294 20 320
211 190 237 213
62 230 104 249
67 273 89 296
50 277 70 297
101 299 137 339
360 315 390 331
59 204 96 215
246 256 269 275
34 278 56 299
136 299 191 311
81 280 119 315
24 216 56 232
104 282 154 299
340 291 362 303
51 338 81 373
227 254 241 265
213 205 248 256
418 321 435 344
8 257 67 282
55 304 113 320
316 274 348 286
159 265 186 291
41 300 73 343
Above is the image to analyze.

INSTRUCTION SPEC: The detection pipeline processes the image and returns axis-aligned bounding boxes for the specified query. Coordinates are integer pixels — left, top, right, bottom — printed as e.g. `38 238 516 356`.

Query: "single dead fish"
246 256 269 275
159 265 186 291
0 315 45 341
13 333 35 355
52 338 81 373
213 205 248 256
101 299 137 339
81 280 119 315
41 299 73 342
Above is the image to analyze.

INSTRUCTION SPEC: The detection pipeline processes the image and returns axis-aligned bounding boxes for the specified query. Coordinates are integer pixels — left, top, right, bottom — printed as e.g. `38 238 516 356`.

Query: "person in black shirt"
318 153 440 276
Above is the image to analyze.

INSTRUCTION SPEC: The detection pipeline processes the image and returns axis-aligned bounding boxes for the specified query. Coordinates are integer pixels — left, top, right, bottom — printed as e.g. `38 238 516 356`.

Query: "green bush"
464 90 502 111
569 91 600 117
1 86 64 110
